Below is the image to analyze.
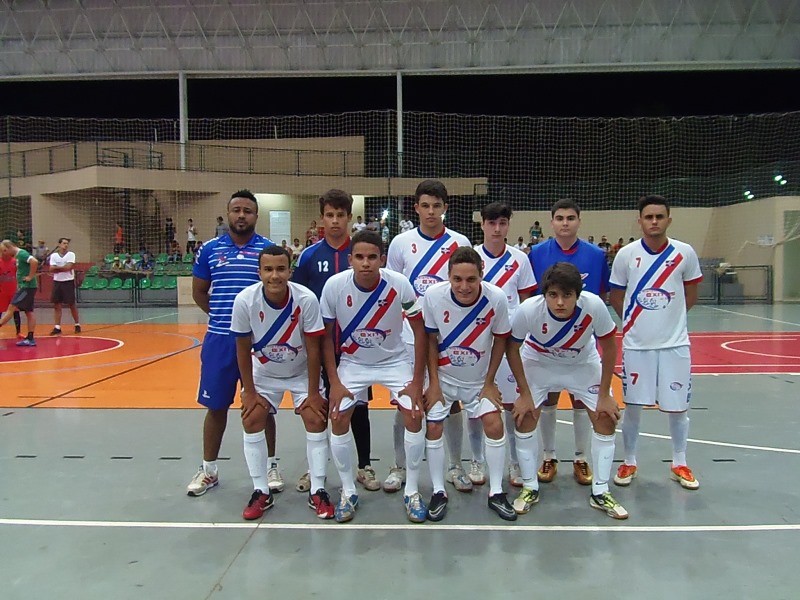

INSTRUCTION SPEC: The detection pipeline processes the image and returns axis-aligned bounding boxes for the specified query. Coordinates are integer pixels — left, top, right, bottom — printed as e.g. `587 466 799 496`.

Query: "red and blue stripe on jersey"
251 295 302 363
482 248 526 291
336 278 399 355
430 295 496 366
517 307 593 354
408 230 460 296
528 238 610 296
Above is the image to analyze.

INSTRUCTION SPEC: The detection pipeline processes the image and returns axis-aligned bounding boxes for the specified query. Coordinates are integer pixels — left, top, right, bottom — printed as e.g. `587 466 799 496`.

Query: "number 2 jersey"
610 238 702 350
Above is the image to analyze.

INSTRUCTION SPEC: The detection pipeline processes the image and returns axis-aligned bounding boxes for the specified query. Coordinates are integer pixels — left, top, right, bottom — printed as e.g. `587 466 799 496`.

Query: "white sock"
669 412 690 467
445 410 464 468
53 324 61 330
426 436 446 493
621 405 643 466
202 459 218 475
485 435 507 496
573 409 592 462
467 417 484 463
306 430 329 493
590 431 615 496
514 429 540 491
330 431 356 497
539 404 557 460
504 410 518 465
242 431 268 491
403 428 426 496
393 410 406 468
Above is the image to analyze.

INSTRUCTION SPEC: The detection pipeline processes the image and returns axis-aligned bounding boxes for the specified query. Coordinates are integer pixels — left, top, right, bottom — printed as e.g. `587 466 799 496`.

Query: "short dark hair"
58 237 70 244
480 202 512 221
448 246 482 273
351 230 383 255
540 262 583 296
415 179 449 204
550 198 581 217
229 189 259 213
259 244 291 265
637 194 670 215
319 189 353 215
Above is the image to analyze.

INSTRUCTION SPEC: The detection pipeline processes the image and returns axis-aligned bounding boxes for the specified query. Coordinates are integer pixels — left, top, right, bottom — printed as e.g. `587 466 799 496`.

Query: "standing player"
231 246 334 520
610 195 703 490
507 262 628 519
384 180 472 493
320 230 428 522
48 237 81 335
422 247 516 521
292 190 378 494
527 199 611 486
468 203 536 488
0 240 39 346
186 191 278 497
0 246 22 340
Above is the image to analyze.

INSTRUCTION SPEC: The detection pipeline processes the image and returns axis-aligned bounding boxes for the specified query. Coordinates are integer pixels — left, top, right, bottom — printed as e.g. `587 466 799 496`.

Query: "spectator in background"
628 237 635 244
0 246 22 339
114 222 124 254
291 238 304 257
306 220 320 244
280 240 291 259
399 214 414 233
0 239 39 346
515 236 527 251
137 252 155 272
168 241 182 263
587 235 595 244
194 240 204 261
351 216 367 233
48 237 80 335
215 216 229 239
529 221 543 242
33 240 49 265
366 216 380 232
187 219 198 255
598 235 612 254
610 237 624 262
165 217 176 253
122 254 136 271
110 255 123 271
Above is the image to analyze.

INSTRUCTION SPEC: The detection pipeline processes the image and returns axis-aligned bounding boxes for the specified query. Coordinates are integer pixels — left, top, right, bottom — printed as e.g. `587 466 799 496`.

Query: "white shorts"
254 373 325 414
427 381 500 422
521 359 602 412
621 347 692 412
338 358 414 412
496 356 518 409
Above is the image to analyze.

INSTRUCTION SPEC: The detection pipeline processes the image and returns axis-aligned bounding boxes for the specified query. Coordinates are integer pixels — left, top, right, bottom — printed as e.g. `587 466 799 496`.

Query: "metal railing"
697 264 773 304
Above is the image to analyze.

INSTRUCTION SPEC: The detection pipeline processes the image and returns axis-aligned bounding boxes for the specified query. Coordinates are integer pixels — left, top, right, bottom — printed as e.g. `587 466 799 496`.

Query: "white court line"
0 518 798 533
691 332 799 338
695 372 800 376
124 312 179 325
721 339 800 360
702 306 800 328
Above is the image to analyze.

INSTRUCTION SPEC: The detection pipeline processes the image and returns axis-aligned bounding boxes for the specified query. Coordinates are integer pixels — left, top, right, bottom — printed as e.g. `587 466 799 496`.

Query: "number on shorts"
630 372 639 385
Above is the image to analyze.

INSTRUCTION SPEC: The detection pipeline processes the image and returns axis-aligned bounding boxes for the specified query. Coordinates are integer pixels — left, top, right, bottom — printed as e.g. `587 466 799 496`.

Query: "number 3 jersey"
230 281 325 381
320 268 420 366
422 281 511 388
610 238 702 350
511 291 616 365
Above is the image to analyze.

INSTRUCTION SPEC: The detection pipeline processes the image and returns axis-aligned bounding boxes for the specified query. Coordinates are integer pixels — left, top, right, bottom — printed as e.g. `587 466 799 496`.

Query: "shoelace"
316 490 331 505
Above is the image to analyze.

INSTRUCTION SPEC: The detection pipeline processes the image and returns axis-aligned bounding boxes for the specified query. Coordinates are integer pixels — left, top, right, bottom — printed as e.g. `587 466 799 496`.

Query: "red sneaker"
613 464 638 487
242 490 273 520
670 465 700 490
308 489 335 520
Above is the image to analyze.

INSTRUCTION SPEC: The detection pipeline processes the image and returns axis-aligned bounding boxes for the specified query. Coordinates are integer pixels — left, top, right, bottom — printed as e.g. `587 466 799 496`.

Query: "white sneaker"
508 462 523 488
467 460 486 485
187 466 219 497
446 465 473 492
383 465 406 493
267 466 285 493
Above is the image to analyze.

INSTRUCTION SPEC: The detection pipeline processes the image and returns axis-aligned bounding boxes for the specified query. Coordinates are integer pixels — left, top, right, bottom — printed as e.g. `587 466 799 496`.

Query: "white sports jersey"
476 244 537 315
230 281 325 380
423 281 511 388
511 291 616 364
320 268 419 366
610 238 702 350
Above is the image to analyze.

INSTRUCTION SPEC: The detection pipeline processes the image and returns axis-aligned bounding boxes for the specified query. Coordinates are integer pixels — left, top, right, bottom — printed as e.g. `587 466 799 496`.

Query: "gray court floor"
1 304 799 600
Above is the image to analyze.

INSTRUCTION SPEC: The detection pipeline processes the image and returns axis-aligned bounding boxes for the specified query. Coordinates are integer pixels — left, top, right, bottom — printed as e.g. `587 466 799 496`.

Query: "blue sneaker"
404 492 428 523
334 493 359 523
16 338 36 347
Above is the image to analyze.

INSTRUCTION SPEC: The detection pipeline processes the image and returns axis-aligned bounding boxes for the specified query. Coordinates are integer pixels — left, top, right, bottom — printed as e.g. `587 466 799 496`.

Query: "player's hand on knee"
595 392 620 425
300 390 328 423
423 383 445 413
401 380 424 419
328 383 352 420
479 382 503 412
241 389 269 421
512 392 536 428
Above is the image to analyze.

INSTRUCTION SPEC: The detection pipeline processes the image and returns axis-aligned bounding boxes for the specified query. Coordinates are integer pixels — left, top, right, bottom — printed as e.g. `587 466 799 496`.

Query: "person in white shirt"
507 262 627 519
290 238 304 257
351 216 367 233
186 218 198 254
609 195 703 491
48 237 81 335
399 215 414 233
514 236 527 251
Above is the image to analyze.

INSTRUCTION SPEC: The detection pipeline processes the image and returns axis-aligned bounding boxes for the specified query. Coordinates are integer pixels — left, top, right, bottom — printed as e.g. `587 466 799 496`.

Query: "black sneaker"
427 491 448 522
74 325 81 333
488 493 518 521
49 327 62 336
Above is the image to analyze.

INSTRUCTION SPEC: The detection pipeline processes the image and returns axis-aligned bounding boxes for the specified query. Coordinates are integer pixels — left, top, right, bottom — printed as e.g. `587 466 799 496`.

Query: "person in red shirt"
0 250 22 338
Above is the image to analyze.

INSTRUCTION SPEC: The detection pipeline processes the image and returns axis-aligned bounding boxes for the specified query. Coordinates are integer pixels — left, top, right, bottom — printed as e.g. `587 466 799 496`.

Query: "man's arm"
301 332 327 421
684 282 699 311
403 316 428 417
480 334 507 410
192 277 211 314
236 335 269 419
609 288 625 319
24 257 38 281
595 333 620 424
424 332 444 411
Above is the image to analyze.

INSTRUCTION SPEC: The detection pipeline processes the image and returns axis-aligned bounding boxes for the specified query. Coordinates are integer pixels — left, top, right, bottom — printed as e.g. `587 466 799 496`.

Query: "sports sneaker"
404 492 428 523
488 493 518 521
187 466 219 497
573 460 592 486
267 466 285 493
15 338 36 347
334 493 359 523
590 491 629 520
512 487 540 514
308 489 335 519
446 465 473 492
427 491 448 522
242 489 273 520
296 471 311 493
49 327 62 336
356 465 381 491
613 464 638 487
74 325 81 333
508 462 523 488
537 458 558 483
467 460 486 485
383 465 406 493
670 465 700 490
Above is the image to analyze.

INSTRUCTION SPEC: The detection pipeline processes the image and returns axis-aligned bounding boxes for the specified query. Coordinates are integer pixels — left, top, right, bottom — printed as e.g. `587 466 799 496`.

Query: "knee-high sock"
351 403 372 469
514 429 540 491
504 411 518 464
467 417 484 463
445 410 464 468
13 311 21 333
306 430 329 493
485 435 507 496
590 431 615 496
426 436 446 493
329 430 356 497
403 428 426 496
621 404 643 466
669 412 690 467
393 410 406 468
243 430 269 492
573 409 592 462
539 404 558 461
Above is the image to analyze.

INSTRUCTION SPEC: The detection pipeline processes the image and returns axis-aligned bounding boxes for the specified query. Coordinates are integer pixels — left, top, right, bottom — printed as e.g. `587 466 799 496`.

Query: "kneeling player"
231 246 333 520
507 262 628 519
321 230 427 523
422 247 516 521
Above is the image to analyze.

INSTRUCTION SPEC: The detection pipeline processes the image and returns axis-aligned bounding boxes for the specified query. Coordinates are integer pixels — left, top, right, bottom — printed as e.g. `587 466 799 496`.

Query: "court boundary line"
720 338 800 360
0 337 125 364
701 306 800 328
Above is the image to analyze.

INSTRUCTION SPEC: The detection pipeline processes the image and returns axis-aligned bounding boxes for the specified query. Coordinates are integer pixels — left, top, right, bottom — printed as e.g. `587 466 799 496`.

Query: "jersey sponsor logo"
445 346 482 367
587 385 600 394
413 274 442 295
350 328 388 348
636 287 673 310
257 343 300 363
670 381 683 391
548 347 581 360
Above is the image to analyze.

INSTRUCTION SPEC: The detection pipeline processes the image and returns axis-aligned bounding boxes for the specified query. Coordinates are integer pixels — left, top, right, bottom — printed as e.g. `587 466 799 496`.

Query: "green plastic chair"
156 253 168 264
181 263 193 275
87 265 100 276
182 253 194 263
154 265 166 276
150 277 164 290
104 253 114 264
121 278 134 290
139 278 151 290
93 278 109 290
80 277 95 290
108 277 123 290
164 276 178 290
